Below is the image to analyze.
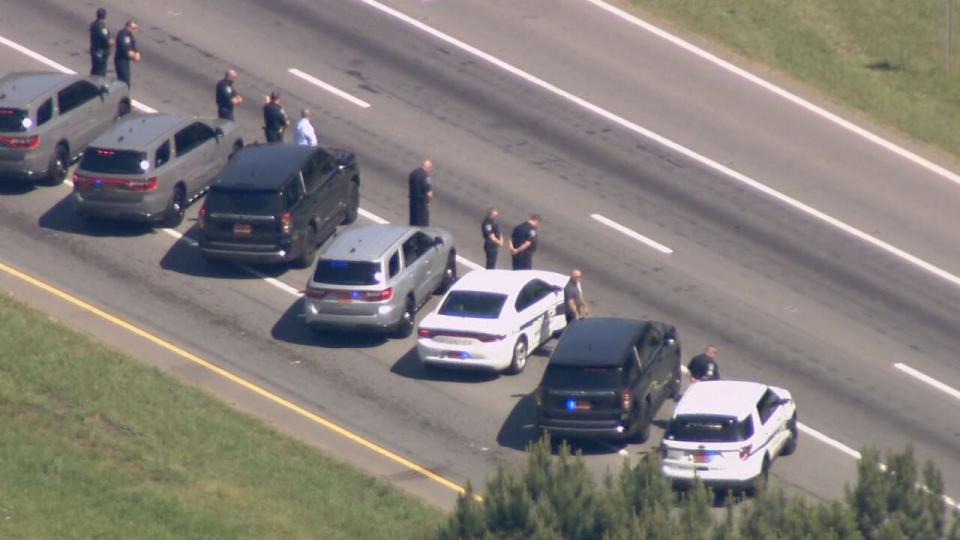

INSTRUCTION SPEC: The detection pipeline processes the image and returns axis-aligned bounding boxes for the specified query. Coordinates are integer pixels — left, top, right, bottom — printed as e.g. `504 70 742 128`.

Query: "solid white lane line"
894 363 960 401
796 422 861 460
288 68 372 109
582 0 960 188
590 213 673 254
357 1 960 291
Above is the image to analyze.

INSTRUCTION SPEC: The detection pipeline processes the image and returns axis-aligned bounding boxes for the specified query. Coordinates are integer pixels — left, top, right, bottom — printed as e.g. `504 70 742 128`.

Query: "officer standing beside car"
215 69 243 121
262 91 290 143
408 160 433 227
114 20 141 86
88 8 112 76
688 345 720 382
481 207 503 269
563 268 591 323
509 214 541 270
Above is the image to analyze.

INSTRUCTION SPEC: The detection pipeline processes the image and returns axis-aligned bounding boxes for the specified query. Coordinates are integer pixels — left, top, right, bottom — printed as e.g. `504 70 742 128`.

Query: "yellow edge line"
0 261 467 496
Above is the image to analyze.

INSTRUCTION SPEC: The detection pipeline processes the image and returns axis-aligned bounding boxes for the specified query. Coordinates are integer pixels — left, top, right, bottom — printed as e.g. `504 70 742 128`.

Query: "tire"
117 99 132 117
506 338 527 374
293 225 318 269
627 402 651 444
342 181 359 224
437 251 457 294
394 297 415 338
229 139 244 159
44 143 69 186
781 414 798 456
162 186 187 228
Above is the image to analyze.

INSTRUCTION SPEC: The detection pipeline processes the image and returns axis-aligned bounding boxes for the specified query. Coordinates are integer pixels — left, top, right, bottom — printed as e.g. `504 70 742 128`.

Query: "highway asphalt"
1 0 959 510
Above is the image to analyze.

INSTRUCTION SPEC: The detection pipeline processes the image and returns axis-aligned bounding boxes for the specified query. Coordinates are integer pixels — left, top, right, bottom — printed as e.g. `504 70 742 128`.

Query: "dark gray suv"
72 114 242 227
0 71 130 185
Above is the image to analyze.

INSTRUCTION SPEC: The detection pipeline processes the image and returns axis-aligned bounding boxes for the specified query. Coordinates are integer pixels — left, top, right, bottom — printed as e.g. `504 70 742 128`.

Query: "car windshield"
541 365 623 390
206 187 284 215
665 414 754 443
438 291 507 319
313 259 382 286
80 147 149 175
0 107 29 132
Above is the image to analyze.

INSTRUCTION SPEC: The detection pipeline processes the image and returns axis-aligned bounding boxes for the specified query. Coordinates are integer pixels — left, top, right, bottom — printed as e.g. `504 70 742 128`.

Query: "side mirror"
337 154 352 171
551 285 563 294
433 236 444 246
99 85 110 96
214 127 224 139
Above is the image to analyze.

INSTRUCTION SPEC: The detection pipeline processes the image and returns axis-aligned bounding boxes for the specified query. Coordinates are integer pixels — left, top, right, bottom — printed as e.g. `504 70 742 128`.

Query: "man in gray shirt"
563 268 591 324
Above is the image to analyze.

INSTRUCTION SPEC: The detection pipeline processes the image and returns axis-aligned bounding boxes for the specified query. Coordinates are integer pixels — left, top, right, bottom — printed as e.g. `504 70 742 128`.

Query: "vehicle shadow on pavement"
497 393 629 456
271 298 387 349
159 224 287 280
38 193 153 237
390 347 500 383
0 181 36 196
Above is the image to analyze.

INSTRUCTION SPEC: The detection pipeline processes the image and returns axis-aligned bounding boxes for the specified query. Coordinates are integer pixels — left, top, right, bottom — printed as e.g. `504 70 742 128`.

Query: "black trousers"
409 199 429 227
512 253 533 270
90 50 108 76
114 59 131 85
264 128 283 143
484 244 498 269
218 107 234 121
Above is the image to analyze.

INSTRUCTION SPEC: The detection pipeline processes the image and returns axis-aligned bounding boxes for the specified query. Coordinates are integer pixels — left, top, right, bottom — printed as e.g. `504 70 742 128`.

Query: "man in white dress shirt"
294 108 318 146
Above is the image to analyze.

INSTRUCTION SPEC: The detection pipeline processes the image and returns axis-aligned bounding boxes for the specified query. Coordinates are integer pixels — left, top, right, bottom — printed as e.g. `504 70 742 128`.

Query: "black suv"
535 318 681 443
198 143 359 268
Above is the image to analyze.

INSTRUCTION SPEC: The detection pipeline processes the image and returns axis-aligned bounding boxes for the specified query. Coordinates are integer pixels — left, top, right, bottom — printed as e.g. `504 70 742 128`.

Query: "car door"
311 149 347 224
56 80 102 151
756 389 789 455
513 280 551 347
174 122 215 195
401 232 432 305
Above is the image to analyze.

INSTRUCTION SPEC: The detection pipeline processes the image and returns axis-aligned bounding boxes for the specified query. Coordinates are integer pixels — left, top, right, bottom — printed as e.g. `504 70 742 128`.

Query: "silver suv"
304 224 457 337
0 71 130 185
72 114 242 227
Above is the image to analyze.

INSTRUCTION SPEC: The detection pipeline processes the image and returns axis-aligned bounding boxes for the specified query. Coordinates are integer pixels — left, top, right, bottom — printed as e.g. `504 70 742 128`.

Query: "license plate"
565 398 591 411
438 337 472 346
233 223 252 236
693 453 712 464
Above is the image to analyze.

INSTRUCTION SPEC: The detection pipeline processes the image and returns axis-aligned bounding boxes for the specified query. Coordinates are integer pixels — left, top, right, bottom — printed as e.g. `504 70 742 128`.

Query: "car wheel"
342 181 359 224
117 98 132 117
229 139 244 159
627 403 651 444
506 338 527 374
437 251 457 294
162 186 187 228
394 297 415 338
293 226 318 269
781 414 798 456
44 143 69 186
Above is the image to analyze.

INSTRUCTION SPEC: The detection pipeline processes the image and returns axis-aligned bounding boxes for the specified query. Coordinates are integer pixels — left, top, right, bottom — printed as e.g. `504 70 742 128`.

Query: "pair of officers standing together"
215 71 318 146
89 9 139 85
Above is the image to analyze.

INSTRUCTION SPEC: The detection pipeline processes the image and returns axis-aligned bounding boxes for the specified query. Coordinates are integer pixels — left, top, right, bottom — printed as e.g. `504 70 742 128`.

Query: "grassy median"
0 293 442 539
634 0 960 157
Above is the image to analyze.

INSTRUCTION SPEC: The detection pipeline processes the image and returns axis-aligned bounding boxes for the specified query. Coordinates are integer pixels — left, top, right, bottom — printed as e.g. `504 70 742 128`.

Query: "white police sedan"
660 380 798 495
416 270 568 374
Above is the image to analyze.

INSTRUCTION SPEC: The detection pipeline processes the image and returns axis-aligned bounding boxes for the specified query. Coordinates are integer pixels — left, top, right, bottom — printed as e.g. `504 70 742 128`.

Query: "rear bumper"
417 340 513 371
0 151 50 180
199 236 297 264
72 191 168 222
536 413 634 440
661 461 760 488
303 298 402 331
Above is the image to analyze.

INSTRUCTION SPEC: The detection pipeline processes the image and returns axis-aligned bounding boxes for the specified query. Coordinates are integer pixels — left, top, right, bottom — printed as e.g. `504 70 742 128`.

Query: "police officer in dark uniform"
89 8 112 76
262 91 290 143
114 20 141 86
215 69 243 121
688 345 720 382
509 214 541 270
408 160 433 227
481 207 503 269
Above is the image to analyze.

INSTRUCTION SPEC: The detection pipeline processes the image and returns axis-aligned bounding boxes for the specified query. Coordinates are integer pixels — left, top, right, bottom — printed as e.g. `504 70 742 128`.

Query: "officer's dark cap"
96 7 107 19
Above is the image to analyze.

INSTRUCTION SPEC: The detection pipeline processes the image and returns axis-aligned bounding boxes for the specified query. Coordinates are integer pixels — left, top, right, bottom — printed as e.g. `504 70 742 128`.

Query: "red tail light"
127 177 158 192
417 328 433 338
73 172 94 189
279 212 292 234
0 134 40 150
739 445 752 461
620 389 632 411
535 385 544 406
418 329 506 342
306 288 392 302
305 287 328 299
362 288 393 302
198 206 207 230
71 173 157 192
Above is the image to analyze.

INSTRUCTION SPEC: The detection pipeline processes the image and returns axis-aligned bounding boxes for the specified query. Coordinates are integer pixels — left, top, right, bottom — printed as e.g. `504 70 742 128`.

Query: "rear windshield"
0 107 29 132
542 365 623 390
665 415 754 443
438 291 507 319
312 259 382 286
206 187 284 216
80 147 148 175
